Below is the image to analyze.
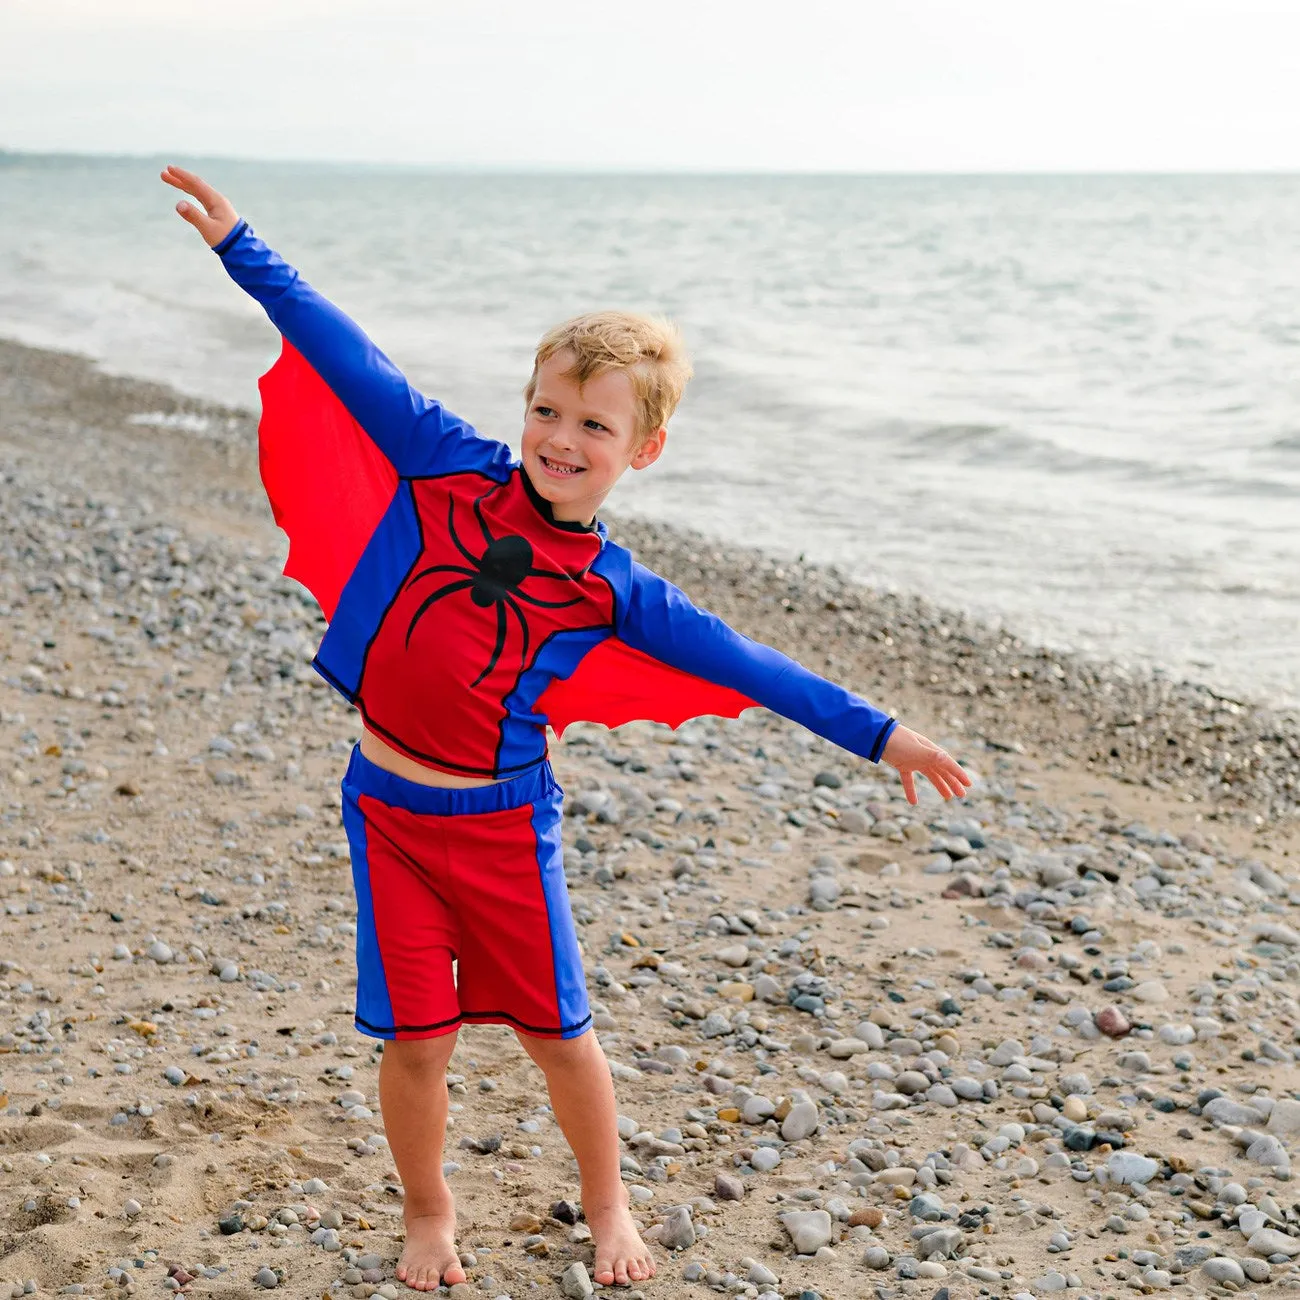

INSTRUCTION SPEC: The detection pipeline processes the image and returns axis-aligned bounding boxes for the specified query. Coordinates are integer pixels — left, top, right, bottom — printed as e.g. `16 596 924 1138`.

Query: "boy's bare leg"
516 1028 656 1286
379 1033 465 1291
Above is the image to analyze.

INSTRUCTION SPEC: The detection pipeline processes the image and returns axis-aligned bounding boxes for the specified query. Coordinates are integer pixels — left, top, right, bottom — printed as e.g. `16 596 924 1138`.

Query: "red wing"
536 636 757 736
257 340 400 620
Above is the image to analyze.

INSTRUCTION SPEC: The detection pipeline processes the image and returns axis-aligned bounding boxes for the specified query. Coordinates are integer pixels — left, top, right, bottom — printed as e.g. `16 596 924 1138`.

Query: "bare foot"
587 1201 656 1286
396 1191 466 1292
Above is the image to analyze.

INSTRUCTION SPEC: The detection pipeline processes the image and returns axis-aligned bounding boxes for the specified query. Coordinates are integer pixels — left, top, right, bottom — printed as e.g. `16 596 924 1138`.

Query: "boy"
162 164 971 1292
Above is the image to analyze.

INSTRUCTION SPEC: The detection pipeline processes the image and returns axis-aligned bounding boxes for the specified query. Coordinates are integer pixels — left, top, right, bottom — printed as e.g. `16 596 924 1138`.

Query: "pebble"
1201 1257 1247 1285
253 1266 278 1289
780 1100 819 1142
1094 1006 1131 1037
1248 1228 1300 1257
1107 1151 1159 1185
561 1261 594 1298
781 1210 833 1254
659 1205 695 1251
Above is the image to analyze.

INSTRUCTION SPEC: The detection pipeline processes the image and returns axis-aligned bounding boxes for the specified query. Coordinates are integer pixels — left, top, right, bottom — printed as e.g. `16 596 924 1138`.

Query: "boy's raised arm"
162 165 507 479
617 563 971 805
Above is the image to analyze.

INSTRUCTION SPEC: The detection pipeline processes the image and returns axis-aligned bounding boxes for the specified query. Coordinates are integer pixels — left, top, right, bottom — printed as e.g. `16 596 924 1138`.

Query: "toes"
593 1260 615 1286
444 1259 467 1285
614 1257 631 1285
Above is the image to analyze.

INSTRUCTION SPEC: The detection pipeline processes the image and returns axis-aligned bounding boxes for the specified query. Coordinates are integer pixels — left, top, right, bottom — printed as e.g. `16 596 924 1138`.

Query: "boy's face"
521 350 666 524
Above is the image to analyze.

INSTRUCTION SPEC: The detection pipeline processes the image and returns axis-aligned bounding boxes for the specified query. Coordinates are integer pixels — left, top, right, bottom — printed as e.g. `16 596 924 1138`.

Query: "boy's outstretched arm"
617 562 971 805
161 164 505 478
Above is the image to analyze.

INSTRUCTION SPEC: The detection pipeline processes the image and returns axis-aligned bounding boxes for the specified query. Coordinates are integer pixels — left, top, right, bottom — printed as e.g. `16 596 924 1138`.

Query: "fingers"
900 770 917 805
160 163 219 208
923 757 973 800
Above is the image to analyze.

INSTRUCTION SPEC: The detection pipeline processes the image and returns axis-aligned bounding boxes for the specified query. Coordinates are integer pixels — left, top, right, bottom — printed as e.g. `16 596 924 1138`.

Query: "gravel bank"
1 336 1298 1300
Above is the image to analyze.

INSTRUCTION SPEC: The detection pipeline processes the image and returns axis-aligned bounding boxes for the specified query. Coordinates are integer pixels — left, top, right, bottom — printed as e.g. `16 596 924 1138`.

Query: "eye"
534 405 556 418
584 419 609 433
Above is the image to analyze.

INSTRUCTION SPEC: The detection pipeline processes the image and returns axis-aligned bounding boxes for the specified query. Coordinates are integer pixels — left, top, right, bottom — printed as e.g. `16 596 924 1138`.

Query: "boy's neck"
521 464 602 530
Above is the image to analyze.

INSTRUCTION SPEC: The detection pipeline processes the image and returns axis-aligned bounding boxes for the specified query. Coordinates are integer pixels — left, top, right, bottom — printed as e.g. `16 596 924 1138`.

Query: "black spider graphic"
405 492 586 687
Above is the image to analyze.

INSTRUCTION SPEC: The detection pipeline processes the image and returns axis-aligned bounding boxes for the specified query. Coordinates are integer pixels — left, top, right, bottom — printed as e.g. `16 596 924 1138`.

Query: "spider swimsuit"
216 220 898 1040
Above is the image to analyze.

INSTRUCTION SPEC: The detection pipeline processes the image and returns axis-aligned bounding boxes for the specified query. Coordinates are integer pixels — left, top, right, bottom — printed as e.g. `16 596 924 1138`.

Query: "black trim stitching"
213 219 249 256
356 1009 592 1037
870 717 897 764
312 655 358 703
356 1011 462 1035
519 465 598 534
491 619 616 775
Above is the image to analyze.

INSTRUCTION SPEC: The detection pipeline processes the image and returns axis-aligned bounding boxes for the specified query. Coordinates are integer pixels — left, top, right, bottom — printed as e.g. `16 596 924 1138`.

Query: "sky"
1 0 1298 171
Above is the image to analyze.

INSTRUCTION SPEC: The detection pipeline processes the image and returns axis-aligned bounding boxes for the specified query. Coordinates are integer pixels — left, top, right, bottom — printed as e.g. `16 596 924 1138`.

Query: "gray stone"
780 1100 819 1142
751 1147 781 1172
714 1172 744 1201
1267 1098 1300 1138
659 1206 695 1252
253 1268 278 1289
1107 1151 1158 1185
1203 1097 1266 1127
1201 1258 1246 1286
1032 1272 1069 1293
1247 1134 1290 1170
781 1209 833 1254
915 1228 963 1260
1247 1229 1300 1257
862 1245 890 1269
561 1261 594 1298
746 1261 778 1286
699 1012 732 1039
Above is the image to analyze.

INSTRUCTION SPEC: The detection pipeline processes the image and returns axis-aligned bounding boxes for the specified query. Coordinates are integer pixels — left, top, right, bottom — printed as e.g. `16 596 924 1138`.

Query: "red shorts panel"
340 746 590 1040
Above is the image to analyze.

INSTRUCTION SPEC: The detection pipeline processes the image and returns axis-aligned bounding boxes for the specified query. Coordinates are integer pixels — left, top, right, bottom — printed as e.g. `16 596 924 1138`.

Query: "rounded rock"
780 1101 820 1142
1201 1258 1246 1286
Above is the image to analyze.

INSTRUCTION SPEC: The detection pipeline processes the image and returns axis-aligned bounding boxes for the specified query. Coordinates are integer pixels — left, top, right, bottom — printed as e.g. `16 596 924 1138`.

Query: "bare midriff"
360 728 506 789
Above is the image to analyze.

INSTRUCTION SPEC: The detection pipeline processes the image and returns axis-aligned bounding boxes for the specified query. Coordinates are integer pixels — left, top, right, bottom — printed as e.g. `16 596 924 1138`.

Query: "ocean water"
3 153 1299 710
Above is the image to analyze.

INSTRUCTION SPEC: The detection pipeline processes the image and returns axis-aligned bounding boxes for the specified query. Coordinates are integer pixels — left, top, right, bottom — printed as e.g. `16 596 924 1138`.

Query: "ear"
630 426 667 471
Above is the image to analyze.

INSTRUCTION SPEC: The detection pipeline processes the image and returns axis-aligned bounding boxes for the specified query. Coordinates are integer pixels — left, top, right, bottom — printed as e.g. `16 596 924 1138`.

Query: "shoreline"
2 332 1299 1298
1 334 1290 829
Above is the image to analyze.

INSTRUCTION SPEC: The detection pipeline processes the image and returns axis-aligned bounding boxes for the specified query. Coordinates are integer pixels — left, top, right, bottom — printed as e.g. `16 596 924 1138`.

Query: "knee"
382 1031 458 1074
516 1027 595 1071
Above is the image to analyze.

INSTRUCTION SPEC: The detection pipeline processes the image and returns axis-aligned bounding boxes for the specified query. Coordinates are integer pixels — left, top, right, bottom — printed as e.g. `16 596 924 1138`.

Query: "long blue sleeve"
617 562 898 763
213 220 512 479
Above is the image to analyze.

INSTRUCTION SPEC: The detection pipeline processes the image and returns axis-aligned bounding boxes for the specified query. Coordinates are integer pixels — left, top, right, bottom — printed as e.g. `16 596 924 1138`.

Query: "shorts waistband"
342 745 556 816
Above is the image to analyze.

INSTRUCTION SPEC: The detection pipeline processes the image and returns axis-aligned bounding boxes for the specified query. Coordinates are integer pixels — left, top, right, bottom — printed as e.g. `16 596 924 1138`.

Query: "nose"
548 421 578 451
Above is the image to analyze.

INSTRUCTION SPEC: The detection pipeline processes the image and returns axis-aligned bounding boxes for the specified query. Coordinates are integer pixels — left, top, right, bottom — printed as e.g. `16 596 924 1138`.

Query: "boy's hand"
160 164 240 248
882 724 972 805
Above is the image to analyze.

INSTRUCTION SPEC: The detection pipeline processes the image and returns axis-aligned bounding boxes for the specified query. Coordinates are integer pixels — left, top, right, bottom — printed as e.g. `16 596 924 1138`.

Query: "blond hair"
523 311 693 442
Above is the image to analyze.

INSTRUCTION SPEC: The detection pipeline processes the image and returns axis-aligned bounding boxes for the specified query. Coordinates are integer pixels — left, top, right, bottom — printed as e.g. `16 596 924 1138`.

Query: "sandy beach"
1 334 1297 1300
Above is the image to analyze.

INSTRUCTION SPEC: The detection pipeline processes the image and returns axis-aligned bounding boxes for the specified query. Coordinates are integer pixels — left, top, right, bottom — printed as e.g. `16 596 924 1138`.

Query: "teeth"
542 456 582 475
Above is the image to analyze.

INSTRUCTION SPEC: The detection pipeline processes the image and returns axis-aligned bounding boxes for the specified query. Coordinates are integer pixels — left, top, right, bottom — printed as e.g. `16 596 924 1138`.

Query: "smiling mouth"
540 455 584 477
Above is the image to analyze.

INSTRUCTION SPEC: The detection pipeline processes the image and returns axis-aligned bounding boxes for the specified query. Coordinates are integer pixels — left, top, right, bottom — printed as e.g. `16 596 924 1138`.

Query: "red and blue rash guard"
214 220 899 779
